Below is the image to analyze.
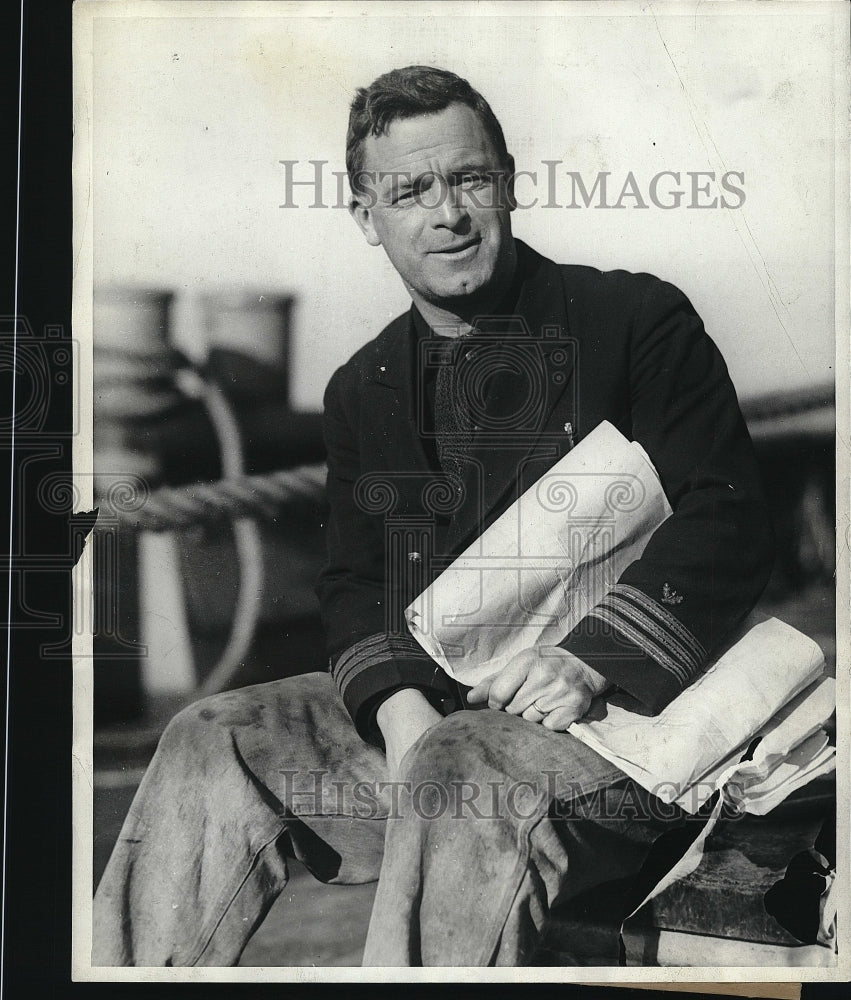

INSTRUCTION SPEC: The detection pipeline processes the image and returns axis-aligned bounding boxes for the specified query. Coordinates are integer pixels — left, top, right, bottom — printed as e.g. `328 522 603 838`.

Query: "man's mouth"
432 238 482 257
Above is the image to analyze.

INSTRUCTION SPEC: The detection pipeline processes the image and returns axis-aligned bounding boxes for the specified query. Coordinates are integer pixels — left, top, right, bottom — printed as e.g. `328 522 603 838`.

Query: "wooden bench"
535 775 836 967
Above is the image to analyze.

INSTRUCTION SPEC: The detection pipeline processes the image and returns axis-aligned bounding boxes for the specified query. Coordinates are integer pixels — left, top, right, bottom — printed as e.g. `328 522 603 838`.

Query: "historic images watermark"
279 160 746 210
276 768 735 823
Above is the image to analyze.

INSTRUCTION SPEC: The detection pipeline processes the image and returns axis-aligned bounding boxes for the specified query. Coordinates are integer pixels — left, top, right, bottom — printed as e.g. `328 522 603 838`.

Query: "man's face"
349 103 516 314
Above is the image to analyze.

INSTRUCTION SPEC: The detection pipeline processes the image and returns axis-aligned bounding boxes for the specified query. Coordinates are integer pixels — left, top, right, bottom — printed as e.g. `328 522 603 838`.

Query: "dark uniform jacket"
316 240 775 745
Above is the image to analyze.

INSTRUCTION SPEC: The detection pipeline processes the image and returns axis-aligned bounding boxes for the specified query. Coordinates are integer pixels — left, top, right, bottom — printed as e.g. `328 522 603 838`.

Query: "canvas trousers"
92 672 693 967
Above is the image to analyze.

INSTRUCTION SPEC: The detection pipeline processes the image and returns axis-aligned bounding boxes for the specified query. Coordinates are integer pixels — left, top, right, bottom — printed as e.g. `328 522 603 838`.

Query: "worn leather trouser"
92 672 692 967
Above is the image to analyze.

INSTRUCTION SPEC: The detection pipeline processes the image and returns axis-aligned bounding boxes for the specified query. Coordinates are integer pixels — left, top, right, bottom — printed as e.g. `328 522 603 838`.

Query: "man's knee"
398 712 548 831
154 675 333 767
403 713 478 784
156 691 241 759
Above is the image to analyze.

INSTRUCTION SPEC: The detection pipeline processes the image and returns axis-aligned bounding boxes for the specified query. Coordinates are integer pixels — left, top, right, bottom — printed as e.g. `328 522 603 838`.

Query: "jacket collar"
367 240 569 382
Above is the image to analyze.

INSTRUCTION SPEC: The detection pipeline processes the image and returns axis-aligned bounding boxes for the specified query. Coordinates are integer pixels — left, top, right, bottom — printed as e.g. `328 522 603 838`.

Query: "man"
93 66 773 967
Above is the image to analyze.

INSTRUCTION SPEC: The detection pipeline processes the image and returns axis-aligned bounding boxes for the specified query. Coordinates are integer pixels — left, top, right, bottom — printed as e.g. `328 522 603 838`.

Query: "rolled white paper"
405 420 672 687
570 614 828 812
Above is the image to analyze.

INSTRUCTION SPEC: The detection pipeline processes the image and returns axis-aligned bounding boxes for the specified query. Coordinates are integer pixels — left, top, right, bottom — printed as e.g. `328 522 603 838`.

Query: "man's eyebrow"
378 170 421 188
378 164 502 188
449 162 502 176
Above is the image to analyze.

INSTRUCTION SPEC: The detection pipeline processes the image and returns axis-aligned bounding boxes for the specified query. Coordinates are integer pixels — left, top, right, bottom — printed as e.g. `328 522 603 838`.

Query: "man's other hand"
376 688 443 780
466 647 610 730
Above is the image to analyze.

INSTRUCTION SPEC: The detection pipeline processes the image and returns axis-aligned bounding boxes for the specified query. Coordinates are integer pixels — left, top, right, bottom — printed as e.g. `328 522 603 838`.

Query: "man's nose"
430 180 468 229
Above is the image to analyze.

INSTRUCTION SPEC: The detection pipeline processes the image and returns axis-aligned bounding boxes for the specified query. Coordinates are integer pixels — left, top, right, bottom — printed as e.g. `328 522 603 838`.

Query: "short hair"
346 66 511 195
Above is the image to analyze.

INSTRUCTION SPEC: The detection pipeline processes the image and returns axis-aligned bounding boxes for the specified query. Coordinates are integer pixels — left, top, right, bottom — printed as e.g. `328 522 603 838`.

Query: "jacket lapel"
361 311 432 475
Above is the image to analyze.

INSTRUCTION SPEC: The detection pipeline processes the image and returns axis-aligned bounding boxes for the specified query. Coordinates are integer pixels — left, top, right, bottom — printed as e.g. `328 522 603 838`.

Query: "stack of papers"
570 614 833 814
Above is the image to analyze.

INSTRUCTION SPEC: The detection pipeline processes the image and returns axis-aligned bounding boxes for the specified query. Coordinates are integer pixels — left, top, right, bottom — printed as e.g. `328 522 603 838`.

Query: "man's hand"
467 646 610 730
376 688 443 780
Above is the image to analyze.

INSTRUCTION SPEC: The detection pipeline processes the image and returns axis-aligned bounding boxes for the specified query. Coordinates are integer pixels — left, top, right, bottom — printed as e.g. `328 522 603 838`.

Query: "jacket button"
408 551 422 563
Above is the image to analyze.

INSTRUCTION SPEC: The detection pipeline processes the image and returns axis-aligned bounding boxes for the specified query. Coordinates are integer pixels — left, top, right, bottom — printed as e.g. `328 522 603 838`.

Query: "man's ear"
503 155 517 213
348 196 382 247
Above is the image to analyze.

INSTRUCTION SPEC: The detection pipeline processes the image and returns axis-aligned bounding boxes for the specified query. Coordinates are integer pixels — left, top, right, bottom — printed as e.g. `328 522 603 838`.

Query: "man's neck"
408 298 479 338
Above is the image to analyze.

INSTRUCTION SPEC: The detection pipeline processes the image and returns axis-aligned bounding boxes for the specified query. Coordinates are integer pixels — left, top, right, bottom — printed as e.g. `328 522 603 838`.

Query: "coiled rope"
104 463 327 532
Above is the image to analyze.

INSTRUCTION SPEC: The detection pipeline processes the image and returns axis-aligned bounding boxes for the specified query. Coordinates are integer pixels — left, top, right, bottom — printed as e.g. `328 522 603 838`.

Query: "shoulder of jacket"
555 261 670 296
553 261 694 321
324 311 409 395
